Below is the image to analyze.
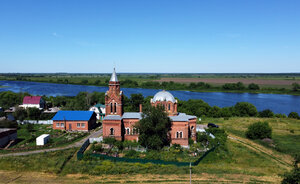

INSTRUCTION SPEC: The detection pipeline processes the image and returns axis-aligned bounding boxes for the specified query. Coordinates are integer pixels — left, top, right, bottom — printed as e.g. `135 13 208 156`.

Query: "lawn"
0 124 88 153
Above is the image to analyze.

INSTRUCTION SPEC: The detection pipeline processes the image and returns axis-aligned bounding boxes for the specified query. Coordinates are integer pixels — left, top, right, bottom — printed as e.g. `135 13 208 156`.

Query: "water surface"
0 80 299 115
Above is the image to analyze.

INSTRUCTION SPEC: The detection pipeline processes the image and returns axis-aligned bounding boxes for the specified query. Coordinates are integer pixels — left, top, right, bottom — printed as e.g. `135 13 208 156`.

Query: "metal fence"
17 120 53 125
77 139 217 167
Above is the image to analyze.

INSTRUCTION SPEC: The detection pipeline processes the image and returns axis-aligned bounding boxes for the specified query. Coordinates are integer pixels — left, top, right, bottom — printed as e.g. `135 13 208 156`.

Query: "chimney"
139 104 142 113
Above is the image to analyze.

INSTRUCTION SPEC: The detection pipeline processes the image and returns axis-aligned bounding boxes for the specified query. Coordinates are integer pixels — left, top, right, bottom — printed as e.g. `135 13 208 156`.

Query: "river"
0 80 299 115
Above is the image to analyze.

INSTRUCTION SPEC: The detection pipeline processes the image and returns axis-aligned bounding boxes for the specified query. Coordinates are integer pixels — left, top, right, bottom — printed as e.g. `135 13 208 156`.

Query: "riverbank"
1 78 300 96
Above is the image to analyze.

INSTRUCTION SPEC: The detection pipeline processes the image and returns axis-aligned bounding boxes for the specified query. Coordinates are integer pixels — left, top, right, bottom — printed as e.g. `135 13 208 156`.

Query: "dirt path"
228 133 293 170
0 128 102 157
0 171 282 184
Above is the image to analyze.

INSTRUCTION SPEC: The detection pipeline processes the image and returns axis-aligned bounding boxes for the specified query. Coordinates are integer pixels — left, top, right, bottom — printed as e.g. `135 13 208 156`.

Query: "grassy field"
1 117 298 183
201 117 300 156
0 124 88 153
0 138 289 183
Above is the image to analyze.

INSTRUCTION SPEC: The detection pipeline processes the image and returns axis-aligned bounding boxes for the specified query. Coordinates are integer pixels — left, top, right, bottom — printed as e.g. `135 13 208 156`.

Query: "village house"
20 96 45 109
52 110 97 131
102 68 197 147
89 103 105 120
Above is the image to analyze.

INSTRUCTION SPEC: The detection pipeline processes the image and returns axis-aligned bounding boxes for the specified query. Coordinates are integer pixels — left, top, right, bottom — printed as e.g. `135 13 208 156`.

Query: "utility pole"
190 162 192 184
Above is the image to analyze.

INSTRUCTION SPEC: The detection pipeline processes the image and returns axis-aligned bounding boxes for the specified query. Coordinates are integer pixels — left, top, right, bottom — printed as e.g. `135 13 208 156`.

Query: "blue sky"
0 0 300 73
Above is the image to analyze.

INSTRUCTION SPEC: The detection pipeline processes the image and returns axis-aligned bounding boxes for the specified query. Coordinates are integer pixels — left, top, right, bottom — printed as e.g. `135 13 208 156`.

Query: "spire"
110 68 118 82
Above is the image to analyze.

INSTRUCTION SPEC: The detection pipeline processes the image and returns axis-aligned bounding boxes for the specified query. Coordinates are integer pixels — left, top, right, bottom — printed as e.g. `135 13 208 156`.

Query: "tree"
13 107 27 121
27 107 41 120
288 112 300 119
135 105 172 150
129 93 144 112
259 109 274 118
245 121 272 139
248 83 260 90
234 102 258 117
292 83 300 92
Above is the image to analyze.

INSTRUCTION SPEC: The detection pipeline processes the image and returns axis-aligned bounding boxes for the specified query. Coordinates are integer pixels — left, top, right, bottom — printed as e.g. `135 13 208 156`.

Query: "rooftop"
109 68 118 82
122 112 142 119
152 90 176 103
23 96 42 104
103 115 122 120
169 113 197 122
52 111 95 121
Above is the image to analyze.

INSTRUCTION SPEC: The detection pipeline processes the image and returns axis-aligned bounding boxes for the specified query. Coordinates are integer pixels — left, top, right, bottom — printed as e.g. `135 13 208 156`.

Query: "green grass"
0 124 88 153
0 148 77 174
61 138 288 176
201 117 300 155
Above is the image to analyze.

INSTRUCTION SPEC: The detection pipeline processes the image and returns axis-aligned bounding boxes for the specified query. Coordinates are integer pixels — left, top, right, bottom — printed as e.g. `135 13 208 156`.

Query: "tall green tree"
135 105 172 150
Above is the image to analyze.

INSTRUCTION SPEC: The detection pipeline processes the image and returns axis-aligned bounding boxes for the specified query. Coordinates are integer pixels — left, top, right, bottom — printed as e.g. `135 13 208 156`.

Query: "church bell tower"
105 68 123 116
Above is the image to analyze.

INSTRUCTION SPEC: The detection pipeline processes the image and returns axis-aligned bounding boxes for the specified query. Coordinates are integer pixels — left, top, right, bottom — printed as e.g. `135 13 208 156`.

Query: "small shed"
36 134 50 146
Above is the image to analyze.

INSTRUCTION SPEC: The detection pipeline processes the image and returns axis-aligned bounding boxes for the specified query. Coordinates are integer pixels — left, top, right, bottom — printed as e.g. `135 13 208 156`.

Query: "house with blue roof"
52 111 96 131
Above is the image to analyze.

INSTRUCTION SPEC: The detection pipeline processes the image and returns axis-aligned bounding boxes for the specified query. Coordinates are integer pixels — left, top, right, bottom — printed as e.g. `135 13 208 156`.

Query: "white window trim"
125 127 130 135
77 123 81 128
81 123 85 128
176 131 183 138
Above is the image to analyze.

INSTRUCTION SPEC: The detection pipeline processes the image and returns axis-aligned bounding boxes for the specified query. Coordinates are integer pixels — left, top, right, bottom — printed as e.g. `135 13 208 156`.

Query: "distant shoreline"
1 79 300 96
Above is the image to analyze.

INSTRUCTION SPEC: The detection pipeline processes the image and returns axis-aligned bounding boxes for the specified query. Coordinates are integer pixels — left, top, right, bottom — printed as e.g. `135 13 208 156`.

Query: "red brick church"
102 68 197 147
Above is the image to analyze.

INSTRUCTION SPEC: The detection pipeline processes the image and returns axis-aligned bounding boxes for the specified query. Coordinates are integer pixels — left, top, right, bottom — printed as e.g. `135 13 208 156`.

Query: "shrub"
259 109 274 118
275 113 287 118
124 150 139 158
281 154 300 184
288 112 300 119
248 83 260 90
234 102 258 117
246 121 272 139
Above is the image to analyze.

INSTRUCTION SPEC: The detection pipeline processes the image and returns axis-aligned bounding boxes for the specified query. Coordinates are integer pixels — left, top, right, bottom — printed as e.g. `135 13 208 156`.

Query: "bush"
246 121 272 140
248 83 260 90
281 154 300 184
275 113 287 118
259 109 274 118
234 102 258 117
124 150 139 158
288 112 300 119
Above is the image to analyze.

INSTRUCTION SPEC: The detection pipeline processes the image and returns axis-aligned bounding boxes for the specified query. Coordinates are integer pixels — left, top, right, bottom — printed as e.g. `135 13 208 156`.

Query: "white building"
36 134 50 146
20 96 45 109
89 103 105 120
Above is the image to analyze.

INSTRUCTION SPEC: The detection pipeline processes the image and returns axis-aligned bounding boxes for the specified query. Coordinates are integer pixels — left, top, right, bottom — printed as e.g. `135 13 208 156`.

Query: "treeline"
1 91 300 120
3 74 300 94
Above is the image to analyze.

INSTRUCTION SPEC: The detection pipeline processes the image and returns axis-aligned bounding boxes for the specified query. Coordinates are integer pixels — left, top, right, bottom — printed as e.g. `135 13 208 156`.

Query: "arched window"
114 103 117 113
110 128 114 135
176 131 183 138
110 103 113 113
168 104 170 110
126 128 130 135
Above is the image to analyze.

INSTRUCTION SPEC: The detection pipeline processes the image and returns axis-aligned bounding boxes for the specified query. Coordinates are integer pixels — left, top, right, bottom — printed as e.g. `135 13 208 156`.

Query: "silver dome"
152 90 176 103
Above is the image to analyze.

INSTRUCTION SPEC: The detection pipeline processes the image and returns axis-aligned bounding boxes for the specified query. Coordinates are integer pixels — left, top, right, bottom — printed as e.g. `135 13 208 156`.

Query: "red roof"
23 96 42 104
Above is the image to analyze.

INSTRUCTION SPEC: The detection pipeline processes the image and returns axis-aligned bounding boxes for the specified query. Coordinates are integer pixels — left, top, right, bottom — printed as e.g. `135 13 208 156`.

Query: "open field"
156 77 300 88
201 117 300 156
1 116 298 183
